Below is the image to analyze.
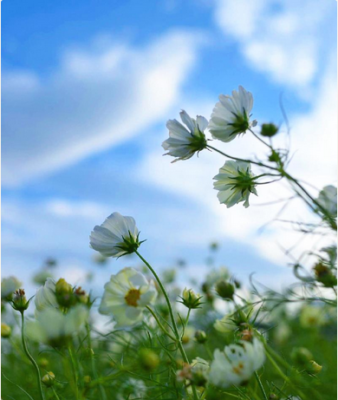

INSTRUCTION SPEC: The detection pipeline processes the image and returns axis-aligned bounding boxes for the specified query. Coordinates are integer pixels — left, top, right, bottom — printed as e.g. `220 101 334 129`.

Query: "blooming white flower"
26 305 88 344
191 357 210 386
214 160 257 208
35 278 58 313
90 212 142 258
1 276 22 299
99 267 157 327
317 185 337 216
209 338 265 388
162 110 208 162
214 315 237 334
208 85 256 142
300 306 326 328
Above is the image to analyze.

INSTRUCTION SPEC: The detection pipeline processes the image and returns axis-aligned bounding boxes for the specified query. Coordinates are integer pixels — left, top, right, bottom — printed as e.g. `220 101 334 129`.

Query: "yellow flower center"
232 362 244 375
125 289 141 307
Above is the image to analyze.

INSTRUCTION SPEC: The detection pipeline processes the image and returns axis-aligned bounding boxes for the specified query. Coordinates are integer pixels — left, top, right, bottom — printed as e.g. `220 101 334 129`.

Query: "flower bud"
55 278 72 296
84 375 92 385
180 288 203 309
42 371 55 387
291 347 313 366
138 348 160 371
313 262 337 287
260 123 278 137
215 281 235 300
194 330 208 344
307 360 322 375
239 328 253 342
1 323 11 338
191 358 209 387
12 289 29 312
74 287 89 305
38 358 49 369
55 278 74 308
269 394 280 400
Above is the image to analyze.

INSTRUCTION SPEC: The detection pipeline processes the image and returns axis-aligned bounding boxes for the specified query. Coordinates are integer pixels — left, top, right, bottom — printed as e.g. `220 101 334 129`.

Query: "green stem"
52 387 61 400
249 128 273 150
86 323 107 400
146 306 176 341
135 251 199 400
207 144 278 171
20 312 45 400
254 372 268 400
68 345 79 399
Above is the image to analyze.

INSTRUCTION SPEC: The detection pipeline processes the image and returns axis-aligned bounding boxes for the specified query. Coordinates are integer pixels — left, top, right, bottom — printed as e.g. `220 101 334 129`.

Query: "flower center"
232 362 244 375
125 289 141 307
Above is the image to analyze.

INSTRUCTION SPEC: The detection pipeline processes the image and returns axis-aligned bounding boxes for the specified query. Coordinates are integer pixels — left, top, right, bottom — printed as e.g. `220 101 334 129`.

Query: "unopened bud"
12 289 29 312
83 375 91 385
1 323 11 338
38 358 49 368
215 281 235 300
194 330 207 344
240 329 253 342
180 288 203 309
307 360 322 375
260 123 278 137
42 371 55 387
313 262 337 287
138 348 160 371
55 278 74 307
74 287 89 305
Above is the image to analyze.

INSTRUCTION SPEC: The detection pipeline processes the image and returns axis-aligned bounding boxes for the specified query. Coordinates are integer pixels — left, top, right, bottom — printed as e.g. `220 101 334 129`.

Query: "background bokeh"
2 0 337 294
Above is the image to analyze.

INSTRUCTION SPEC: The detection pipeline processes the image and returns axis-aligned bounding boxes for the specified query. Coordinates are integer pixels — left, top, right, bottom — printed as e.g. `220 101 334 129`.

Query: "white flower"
35 278 58 313
1 276 22 299
209 338 265 388
99 267 157 327
90 212 141 258
300 306 326 328
191 357 210 385
26 305 88 344
214 315 237 334
162 110 208 162
208 85 256 142
317 185 337 216
214 160 257 208
118 378 147 400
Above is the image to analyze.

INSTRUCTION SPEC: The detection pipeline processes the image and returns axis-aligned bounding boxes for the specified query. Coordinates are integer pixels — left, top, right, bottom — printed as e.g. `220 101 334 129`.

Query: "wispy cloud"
214 0 336 93
2 29 207 186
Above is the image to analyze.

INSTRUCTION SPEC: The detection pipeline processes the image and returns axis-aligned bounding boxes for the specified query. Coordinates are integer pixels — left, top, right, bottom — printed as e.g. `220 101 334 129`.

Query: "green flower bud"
194 330 208 344
180 288 203 309
38 358 49 369
215 281 235 300
138 348 160 371
41 371 55 387
83 375 91 385
313 262 337 287
1 323 11 338
260 123 279 137
55 278 74 308
307 360 322 375
291 347 313 365
12 289 29 312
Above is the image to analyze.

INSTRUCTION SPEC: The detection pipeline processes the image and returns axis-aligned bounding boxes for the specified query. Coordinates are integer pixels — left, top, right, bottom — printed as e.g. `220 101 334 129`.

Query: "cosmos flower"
208 85 256 142
213 160 257 208
26 305 88 345
35 278 58 313
99 267 157 328
90 212 142 258
209 338 265 388
162 110 208 162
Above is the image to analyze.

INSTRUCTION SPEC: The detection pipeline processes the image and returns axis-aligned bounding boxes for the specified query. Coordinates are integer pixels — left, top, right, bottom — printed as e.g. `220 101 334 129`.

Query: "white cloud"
214 0 335 91
2 30 207 186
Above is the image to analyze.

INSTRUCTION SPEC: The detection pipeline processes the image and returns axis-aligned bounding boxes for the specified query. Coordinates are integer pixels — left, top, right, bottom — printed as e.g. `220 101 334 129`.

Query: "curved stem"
207 144 278 171
249 128 272 150
20 312 45 400
135 251 199 400
52 387 61 400
146 306 176 341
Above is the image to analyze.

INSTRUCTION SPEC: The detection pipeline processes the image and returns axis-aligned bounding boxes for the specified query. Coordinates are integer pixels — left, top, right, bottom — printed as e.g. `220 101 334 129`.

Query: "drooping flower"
209 338 265 388
90 212 142 258
317 185 337 217
162 110 208 162
1 276 22 300
208 86 256 142
99 267 157 327
35 278 58 313
213 160 257 208
26 305 88 345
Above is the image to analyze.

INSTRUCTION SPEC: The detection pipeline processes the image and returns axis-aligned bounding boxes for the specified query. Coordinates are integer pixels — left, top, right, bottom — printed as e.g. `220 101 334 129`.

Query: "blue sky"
2 0 337 295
